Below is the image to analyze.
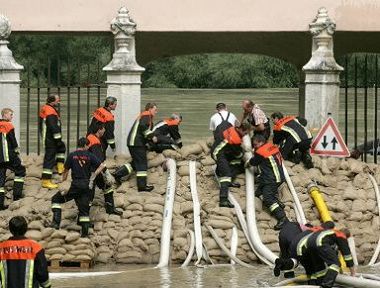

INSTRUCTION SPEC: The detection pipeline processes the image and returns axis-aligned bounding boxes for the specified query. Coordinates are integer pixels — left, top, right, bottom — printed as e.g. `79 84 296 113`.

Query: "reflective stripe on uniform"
175 139 182 144
25 259 34 288
269 156 281 182
42 169 53 175
229 159 241 165
212 140 228 159
79 216 90 223
218 176 231 183
282 126 301 143
343 254 353 261
312 268 327 279
53 133 62 139
328 264 340 273
124 163 133 174
136 171 147 177
56 153 65 160
104 187 114 194
14 177 24 183
128 120 140 146
0 260 7 288
316 230 335 246
42 120 47 147
269 202 279 212
2 134 9 162
51 203 62 209
107 139 115 144
143 129 153 137
152 121 166 132
41 279 51 288
297 234 312 256
0 187 4 194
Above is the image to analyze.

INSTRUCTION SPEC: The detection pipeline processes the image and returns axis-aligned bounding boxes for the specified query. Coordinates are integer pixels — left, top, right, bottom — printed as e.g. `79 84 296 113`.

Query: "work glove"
88 176 96 190
103 169 115 186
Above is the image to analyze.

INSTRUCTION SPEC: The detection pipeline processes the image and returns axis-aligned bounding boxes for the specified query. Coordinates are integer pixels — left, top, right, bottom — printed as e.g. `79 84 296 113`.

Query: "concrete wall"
2 0 380 32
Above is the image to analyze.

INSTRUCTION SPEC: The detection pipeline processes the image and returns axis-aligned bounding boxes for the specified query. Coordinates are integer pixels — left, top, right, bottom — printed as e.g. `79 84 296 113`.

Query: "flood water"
52 264 380 287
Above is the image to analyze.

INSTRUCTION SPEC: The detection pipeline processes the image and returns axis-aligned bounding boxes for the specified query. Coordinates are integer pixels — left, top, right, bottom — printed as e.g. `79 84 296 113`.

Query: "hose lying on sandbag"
282 164 306 225
189 160 204 265
202 243 214 265
205 224 253 268
368 173 380 266
348 236 359 267
230 226 238 265
181 230 195 268
242 135 277 265
360 273 380 282
228 194 272 266
157 158 177 268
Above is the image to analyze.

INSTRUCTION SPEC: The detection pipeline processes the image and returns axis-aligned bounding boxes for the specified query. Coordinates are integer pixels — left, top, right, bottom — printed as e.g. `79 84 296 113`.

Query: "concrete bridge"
2 0 380 68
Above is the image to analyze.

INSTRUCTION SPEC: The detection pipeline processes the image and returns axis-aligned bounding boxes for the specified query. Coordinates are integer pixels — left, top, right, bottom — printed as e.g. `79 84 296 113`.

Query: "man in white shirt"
209 102 239 131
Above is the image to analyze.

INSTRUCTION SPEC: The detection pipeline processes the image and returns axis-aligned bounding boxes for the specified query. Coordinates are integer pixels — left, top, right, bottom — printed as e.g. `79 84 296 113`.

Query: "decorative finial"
309 7 336 36
110 7 137 36
0 15 11 40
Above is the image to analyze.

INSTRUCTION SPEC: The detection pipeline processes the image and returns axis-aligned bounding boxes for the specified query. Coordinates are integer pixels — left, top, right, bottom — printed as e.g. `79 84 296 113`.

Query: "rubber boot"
272 207 288 230
302 151 314 169
13 179 24 201
104 192 123 216
321 269 338 288
56 162 65 174
81 222 90 237
229 182 241 188
137 176 154 192
0 193 8 210
51 208 61 229
219 197 234 208
292 150 302 164
42 179 58 189
112 164 133 186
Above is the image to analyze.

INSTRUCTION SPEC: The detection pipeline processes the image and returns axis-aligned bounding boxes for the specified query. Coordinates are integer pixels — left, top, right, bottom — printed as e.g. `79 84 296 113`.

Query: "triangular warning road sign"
311 117 350 157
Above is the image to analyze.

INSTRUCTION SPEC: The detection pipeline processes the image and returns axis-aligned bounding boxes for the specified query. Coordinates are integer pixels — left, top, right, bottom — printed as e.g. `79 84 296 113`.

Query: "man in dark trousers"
39 94 66 189
88 96 117 154
113 103 157 192
271 112 313 168
0 216 51 288
246 134 288 230
0 108 26 209
87 123 122 215
150 113 183 152
211 104 243 208
51 137 106 237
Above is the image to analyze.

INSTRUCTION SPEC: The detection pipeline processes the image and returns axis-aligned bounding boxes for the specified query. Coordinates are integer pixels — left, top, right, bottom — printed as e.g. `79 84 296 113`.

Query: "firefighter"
149 113 183 153
51 137 106 237
0 216 51 288
211 103 243 208
0 108 26 210
87 123 122 215
271 111 314 168
113 103 157 192
245 134 288 230
240 99 271 141
88 96 117 154
39 94 66 189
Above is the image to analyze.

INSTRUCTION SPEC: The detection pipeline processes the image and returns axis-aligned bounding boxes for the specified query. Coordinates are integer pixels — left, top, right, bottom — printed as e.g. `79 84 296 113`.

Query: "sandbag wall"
0 139 378 265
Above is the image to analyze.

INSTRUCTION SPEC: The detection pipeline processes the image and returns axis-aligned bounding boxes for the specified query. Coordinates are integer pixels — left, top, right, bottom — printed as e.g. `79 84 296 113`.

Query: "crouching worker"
271 112 313 168
51 137 106 237
211 108 243 208
0 108 26 209
113 103 157 192
245 134 288 230
149 113 183 153
87 123 122 215
0 216 51 288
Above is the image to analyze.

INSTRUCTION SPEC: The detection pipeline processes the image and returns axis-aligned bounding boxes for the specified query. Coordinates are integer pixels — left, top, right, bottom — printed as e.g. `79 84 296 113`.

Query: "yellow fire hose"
307 183 347 271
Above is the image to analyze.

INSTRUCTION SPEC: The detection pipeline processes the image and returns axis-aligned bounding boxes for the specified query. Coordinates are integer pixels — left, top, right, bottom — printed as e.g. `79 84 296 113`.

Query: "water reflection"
52 264 380 287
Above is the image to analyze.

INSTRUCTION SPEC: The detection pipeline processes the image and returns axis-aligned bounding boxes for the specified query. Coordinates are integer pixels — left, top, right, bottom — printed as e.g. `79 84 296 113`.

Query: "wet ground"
52 264 380 287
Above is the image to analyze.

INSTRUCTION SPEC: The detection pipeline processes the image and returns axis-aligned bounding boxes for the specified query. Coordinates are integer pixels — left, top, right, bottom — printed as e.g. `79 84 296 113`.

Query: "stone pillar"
103 7 145 155
302 8 343 133
0 15 23 141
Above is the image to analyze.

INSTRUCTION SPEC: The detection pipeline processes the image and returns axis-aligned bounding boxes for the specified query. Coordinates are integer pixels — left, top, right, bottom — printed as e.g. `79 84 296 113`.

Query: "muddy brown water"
52 264 380 287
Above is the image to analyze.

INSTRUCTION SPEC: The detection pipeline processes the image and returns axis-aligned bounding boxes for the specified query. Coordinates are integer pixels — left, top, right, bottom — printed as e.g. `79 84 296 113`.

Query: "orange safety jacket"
88 107 115 149
273 116 312 145
39 104 62 146
87 133 105 162
0 237 51 288
0 120 19 163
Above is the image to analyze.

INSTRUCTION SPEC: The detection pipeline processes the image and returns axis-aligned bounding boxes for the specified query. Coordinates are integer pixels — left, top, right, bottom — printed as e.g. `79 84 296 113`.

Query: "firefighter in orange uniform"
39 95 66 189
150 113 183 152
113 103 157 192
0 108 26 209
246 134 288 230
0 216 51 288
88 96 117 154
87 123 122 215
271 112 313 168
